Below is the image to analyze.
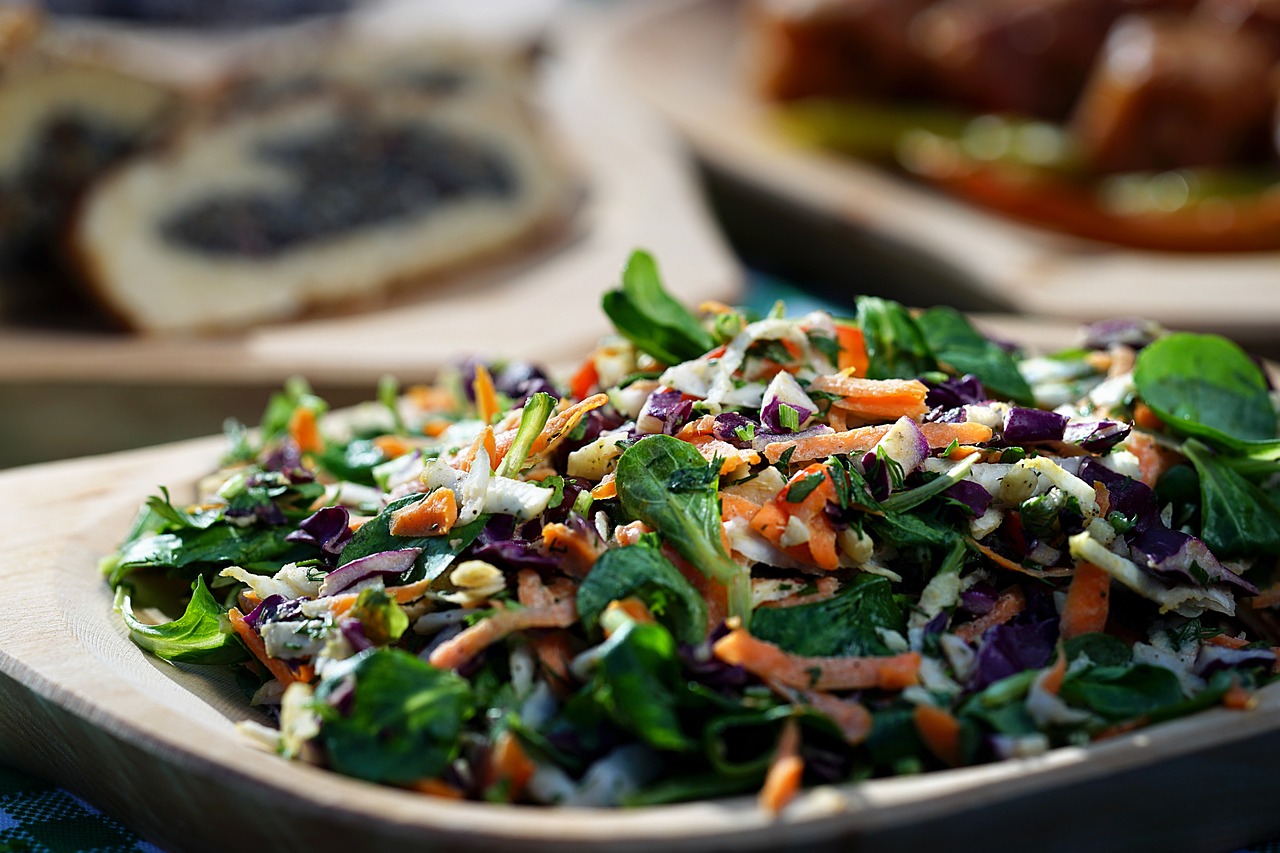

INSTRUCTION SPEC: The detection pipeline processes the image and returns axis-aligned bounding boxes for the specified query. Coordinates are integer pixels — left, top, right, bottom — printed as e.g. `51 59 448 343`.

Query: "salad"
104 251 1280 810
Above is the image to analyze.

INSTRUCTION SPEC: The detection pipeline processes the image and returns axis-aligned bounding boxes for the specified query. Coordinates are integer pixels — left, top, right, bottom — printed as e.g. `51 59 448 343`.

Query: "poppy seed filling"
159 120 519 259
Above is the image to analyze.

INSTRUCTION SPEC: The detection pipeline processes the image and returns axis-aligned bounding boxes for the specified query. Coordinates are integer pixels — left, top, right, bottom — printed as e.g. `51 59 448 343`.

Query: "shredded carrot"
807 374 929 421
493 393 610 470
530 630 576 688
603 598 656 636
684 434 760 477
1207 633 1250 649
406 384 456 413
1250 584 1280 610
758 718 804 814
1125 430 1179 488
423 419 451 438
540 522 606 577
429 583 576 670
835 324 869 376
614 520 653 547
1039 651 1068 696
970 540 1073 579
288 407 322 454
473 363 501 424
237 590 263 613
675 415 716 440
750 463 840 570
782 684 873 745
713 629 920 691
954 586 1027 643
1060 562 1111 640
482 730 537 801
409 778 466 799
758 576 840 609
721 492 764 523
1224 678 1256 711
457 425 498 473
764 421 993 464
228 607 304 686
568 358 599 401
913 704 964 768
373 434 414 460
389 488 458 537
668 547 729 633
591 474 618 500
1133 401 1165 432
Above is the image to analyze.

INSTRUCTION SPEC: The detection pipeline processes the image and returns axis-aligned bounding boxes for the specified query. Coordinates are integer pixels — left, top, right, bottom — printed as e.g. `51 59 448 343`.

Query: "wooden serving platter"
4 416 1280 852
605 0 1280 346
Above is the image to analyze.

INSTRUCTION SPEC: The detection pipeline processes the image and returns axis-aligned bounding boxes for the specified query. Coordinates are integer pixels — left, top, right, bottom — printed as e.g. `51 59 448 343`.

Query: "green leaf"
1133 333 1277 450
348 587 410 645
916 307 1034 404
1059 663 1184 722
590 621 694 751
785 471 826 503
338 493 489 583
577 538 708 644
314 649 474 784
750 574 905 657
602 251 714 365
115 576 246 665
110 526 307 585
259 376 329 443
312 438 385 487
1063 633 1132 667
616 435 751 625
856 296 936 380
1183 439 1280 557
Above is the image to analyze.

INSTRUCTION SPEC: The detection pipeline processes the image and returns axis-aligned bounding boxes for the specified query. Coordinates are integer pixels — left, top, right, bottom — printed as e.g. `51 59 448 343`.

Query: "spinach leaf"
750 574 904 657
314 649 474 784
615 435 751 625
1133 333 1277 450
1063 632 1132 667
602 250 714 365
704 705 794 778
916 307 1034 404
1183 439 1280 556
115 576 246 665
869 511 959 550
259 376 329 444
338 494 489 583
856 296 936 380
577 537 708 644
109 526 307 585
624 773 760 806
590 621 694 751
1058 663 1184 722
958 670 1039 736
144 487 223 530
312 438 385 487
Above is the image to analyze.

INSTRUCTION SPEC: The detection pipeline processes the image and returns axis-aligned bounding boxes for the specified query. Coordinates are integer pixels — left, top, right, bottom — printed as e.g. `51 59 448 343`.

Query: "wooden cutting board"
604 0 1280 346
4 319 1280 852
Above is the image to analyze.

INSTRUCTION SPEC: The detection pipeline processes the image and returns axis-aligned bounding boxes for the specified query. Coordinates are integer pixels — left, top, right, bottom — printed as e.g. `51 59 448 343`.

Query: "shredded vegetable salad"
104 251 1280 810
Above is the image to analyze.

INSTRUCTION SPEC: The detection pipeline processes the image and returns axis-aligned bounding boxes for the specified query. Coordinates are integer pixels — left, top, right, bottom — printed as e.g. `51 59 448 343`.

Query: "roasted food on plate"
104 252 1280 809
752 0 1280 250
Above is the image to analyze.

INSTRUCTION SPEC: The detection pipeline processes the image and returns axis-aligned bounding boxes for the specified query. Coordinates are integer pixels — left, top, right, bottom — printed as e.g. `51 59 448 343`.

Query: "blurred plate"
0 8 739 464
606 0 1280 345
4 318 1280 852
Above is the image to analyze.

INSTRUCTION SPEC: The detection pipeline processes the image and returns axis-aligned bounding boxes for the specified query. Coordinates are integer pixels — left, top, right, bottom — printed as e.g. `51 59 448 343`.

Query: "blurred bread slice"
0 9 177 267
71 79 567 333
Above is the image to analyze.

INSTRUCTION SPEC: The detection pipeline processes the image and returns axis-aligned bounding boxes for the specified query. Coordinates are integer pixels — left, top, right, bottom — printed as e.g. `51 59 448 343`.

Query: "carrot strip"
288 407 322 454
603 598 656 636
473 363 501 424
721 492 764 523
1126 431 1178 488
1133 402 1165 432
758 718 804 814
764 421 993 464
591 475 618 500
389 489 458 537
373 434 414 459
1223 680 1256 711
409 778 466 799
675 415 717 440
914 704 964 768
758 577 840 609
766 678 874 745
531 630 576 688
540 522 606 577
713 629 920 691
568 358 599 401
749 463 840 570
971 540 1073 578
1251 584 1280 610
493 393 610 470
808 374 929 421
1060 562 1111 640
1207 633 1250 649
953 586 1027 643
835 324 869 376
428 598 576 671
684 434 760 476
1039 652 1068 696
228 607 302 686
482 730 537 801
